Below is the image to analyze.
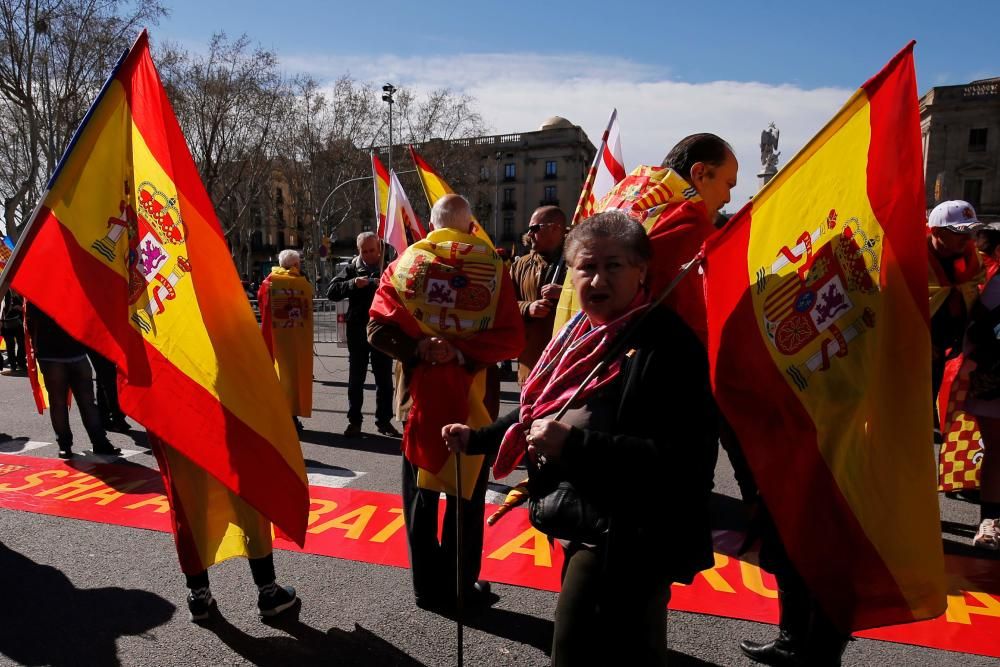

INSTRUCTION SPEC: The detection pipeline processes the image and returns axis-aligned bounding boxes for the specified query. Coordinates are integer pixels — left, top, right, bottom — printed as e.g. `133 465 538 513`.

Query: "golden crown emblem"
136 180 185 244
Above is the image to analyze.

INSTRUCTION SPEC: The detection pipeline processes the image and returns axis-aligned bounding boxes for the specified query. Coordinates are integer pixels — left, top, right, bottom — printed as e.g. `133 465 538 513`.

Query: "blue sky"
151 0 1000 206
155 1 997 90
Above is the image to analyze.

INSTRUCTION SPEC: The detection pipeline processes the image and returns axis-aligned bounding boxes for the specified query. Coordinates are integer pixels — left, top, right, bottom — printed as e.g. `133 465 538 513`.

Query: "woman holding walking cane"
443 212 718 665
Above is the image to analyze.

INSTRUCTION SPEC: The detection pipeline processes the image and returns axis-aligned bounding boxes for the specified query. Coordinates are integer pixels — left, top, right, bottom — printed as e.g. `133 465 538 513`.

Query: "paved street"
0 343 995 666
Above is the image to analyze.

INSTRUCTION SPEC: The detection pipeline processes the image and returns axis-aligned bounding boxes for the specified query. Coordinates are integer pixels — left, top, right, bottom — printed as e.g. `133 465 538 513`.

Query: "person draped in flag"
652 133 739 344
368 194 524 610
3 31 309 624
953 215 1000 550
444 212 716 665
258 249 314 432
927 200 985 435
510 206 567 383
326 232 399 438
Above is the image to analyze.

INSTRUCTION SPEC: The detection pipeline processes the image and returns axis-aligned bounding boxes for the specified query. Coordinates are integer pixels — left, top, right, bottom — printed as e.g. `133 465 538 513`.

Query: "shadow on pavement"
299 429 401 456
666 649 722 666
0 542 175 666
205 614 426 666
463 606 553 654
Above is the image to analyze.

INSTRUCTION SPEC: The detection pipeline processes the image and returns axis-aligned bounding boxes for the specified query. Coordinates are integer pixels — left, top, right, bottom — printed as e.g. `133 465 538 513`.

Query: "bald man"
368 194 525 611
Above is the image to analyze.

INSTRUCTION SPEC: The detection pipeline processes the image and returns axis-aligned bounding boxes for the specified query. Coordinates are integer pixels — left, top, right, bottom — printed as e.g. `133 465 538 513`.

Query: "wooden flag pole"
454 450 465 667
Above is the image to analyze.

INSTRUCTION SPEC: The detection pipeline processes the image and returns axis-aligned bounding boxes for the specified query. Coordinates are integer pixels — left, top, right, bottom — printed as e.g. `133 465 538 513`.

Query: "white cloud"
281 51 854 209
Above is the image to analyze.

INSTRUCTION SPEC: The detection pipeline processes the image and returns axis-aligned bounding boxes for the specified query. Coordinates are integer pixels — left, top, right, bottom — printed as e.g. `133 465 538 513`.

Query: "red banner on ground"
0 454 997 659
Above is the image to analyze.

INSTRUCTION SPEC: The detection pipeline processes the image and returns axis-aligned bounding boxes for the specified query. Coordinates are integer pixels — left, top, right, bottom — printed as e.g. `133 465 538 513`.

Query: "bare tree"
156 32 289 275
0 0 165 238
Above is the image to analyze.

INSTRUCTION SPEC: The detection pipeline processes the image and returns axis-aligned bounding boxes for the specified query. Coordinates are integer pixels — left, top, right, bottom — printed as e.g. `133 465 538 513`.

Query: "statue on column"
760 122 780 173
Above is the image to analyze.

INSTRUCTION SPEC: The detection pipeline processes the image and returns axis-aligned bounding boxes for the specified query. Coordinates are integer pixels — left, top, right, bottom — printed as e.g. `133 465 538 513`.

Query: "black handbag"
526 461 609 543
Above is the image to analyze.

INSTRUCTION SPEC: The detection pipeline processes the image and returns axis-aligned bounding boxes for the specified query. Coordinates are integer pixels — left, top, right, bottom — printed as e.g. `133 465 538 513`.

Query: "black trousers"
400 454 490 602
38 358 108 449
185 553 275 590
346 328 394 425
552 543 671 666
87 351 125 424
2 327 25 369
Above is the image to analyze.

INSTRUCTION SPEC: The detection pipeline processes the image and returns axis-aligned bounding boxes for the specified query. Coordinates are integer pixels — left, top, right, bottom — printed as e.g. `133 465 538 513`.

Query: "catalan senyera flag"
937 355 984 491
0 236 13 273
553 110 627 332
371 152 391 237
3 31 309 568
409 146 494 247
703 42 946 631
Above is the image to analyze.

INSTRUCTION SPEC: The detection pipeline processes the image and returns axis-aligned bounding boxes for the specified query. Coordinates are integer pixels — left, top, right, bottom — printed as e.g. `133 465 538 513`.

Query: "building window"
503 188 514 203
969 128 988 152
504 163 516 180
503 216 514 241
543 186 557 204
545 160 557 177
964 179 983 210
275 188 285 204
480 165 490 181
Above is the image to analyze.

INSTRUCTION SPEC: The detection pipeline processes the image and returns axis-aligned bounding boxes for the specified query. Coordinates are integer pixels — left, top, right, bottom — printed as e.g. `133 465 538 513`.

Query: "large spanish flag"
409 146 494 247
703 42 946 631
2 31 309 559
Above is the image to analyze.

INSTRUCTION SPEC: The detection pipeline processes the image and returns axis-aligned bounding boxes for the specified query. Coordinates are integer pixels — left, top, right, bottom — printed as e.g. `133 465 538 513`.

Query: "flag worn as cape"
4 31 310 564
372 152 391 238
258 266 314 417
703 42 946 631
369 227 524 497
552 166 712 343
410 146 494 248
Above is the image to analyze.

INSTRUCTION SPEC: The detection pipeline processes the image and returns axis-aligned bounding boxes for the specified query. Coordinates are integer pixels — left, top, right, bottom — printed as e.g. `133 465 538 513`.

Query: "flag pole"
570 108 617 227
455 450 465 667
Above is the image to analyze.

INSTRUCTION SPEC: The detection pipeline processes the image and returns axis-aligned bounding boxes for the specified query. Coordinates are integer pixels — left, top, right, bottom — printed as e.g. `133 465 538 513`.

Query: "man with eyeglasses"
510 205 567 383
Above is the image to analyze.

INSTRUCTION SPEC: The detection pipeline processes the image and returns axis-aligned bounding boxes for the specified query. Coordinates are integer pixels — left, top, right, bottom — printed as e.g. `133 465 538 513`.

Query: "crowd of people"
0 130 994 666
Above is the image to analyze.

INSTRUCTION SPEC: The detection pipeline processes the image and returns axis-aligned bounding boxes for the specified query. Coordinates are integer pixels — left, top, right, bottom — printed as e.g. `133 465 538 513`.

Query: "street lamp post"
382 83 396 173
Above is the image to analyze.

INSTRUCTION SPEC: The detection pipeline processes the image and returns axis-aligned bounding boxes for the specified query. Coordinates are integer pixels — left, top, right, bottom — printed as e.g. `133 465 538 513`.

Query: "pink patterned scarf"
492 295 649 478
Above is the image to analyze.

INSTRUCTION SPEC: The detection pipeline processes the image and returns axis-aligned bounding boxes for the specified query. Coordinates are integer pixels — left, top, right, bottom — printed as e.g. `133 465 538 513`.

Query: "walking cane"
455 451 465 667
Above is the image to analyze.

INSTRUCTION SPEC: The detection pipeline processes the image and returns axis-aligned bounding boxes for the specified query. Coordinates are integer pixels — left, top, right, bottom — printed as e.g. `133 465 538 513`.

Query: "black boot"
801 602 850 667
739 586 810 666
56 437 73 459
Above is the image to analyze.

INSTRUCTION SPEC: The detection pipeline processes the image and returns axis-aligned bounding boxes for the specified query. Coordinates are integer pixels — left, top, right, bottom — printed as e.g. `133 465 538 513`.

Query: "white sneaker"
973 518 1000 551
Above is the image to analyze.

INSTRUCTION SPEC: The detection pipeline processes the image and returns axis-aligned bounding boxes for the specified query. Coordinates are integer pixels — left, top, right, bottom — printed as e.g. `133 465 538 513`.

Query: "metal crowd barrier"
248 298 348 347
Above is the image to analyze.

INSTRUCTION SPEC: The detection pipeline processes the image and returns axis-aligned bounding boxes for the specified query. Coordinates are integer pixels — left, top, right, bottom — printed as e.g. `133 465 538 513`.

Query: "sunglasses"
527 223 556 233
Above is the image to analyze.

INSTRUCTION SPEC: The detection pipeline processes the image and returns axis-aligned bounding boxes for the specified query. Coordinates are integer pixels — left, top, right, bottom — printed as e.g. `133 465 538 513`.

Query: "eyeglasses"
527 223 556 234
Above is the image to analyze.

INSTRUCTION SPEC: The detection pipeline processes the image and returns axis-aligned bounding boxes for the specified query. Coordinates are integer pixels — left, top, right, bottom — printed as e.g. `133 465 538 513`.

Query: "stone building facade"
921 77 1000 221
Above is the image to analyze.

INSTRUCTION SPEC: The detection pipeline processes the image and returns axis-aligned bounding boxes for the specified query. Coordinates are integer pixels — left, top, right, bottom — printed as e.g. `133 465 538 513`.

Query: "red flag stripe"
15 214 309 541
704 207 913 631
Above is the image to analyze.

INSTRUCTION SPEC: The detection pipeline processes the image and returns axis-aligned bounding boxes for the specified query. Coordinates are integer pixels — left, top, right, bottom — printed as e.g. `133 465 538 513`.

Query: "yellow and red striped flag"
703 42 946 631
1 31 309 564
409 146 494 248
371 151 391 237
553 110 626 332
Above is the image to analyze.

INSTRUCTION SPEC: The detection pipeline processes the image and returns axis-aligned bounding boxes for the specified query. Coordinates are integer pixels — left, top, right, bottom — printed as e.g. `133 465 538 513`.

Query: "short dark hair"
531 205 567 227
661 133 734 182
565 211 651 267
977 229 1000 257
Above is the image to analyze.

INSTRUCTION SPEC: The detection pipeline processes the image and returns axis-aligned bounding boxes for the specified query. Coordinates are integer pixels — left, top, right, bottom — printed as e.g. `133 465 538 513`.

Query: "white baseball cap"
928 200 981 233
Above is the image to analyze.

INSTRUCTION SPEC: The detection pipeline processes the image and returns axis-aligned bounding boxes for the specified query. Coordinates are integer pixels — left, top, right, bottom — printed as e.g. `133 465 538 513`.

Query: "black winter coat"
326 248 397 339
469 305 718 585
